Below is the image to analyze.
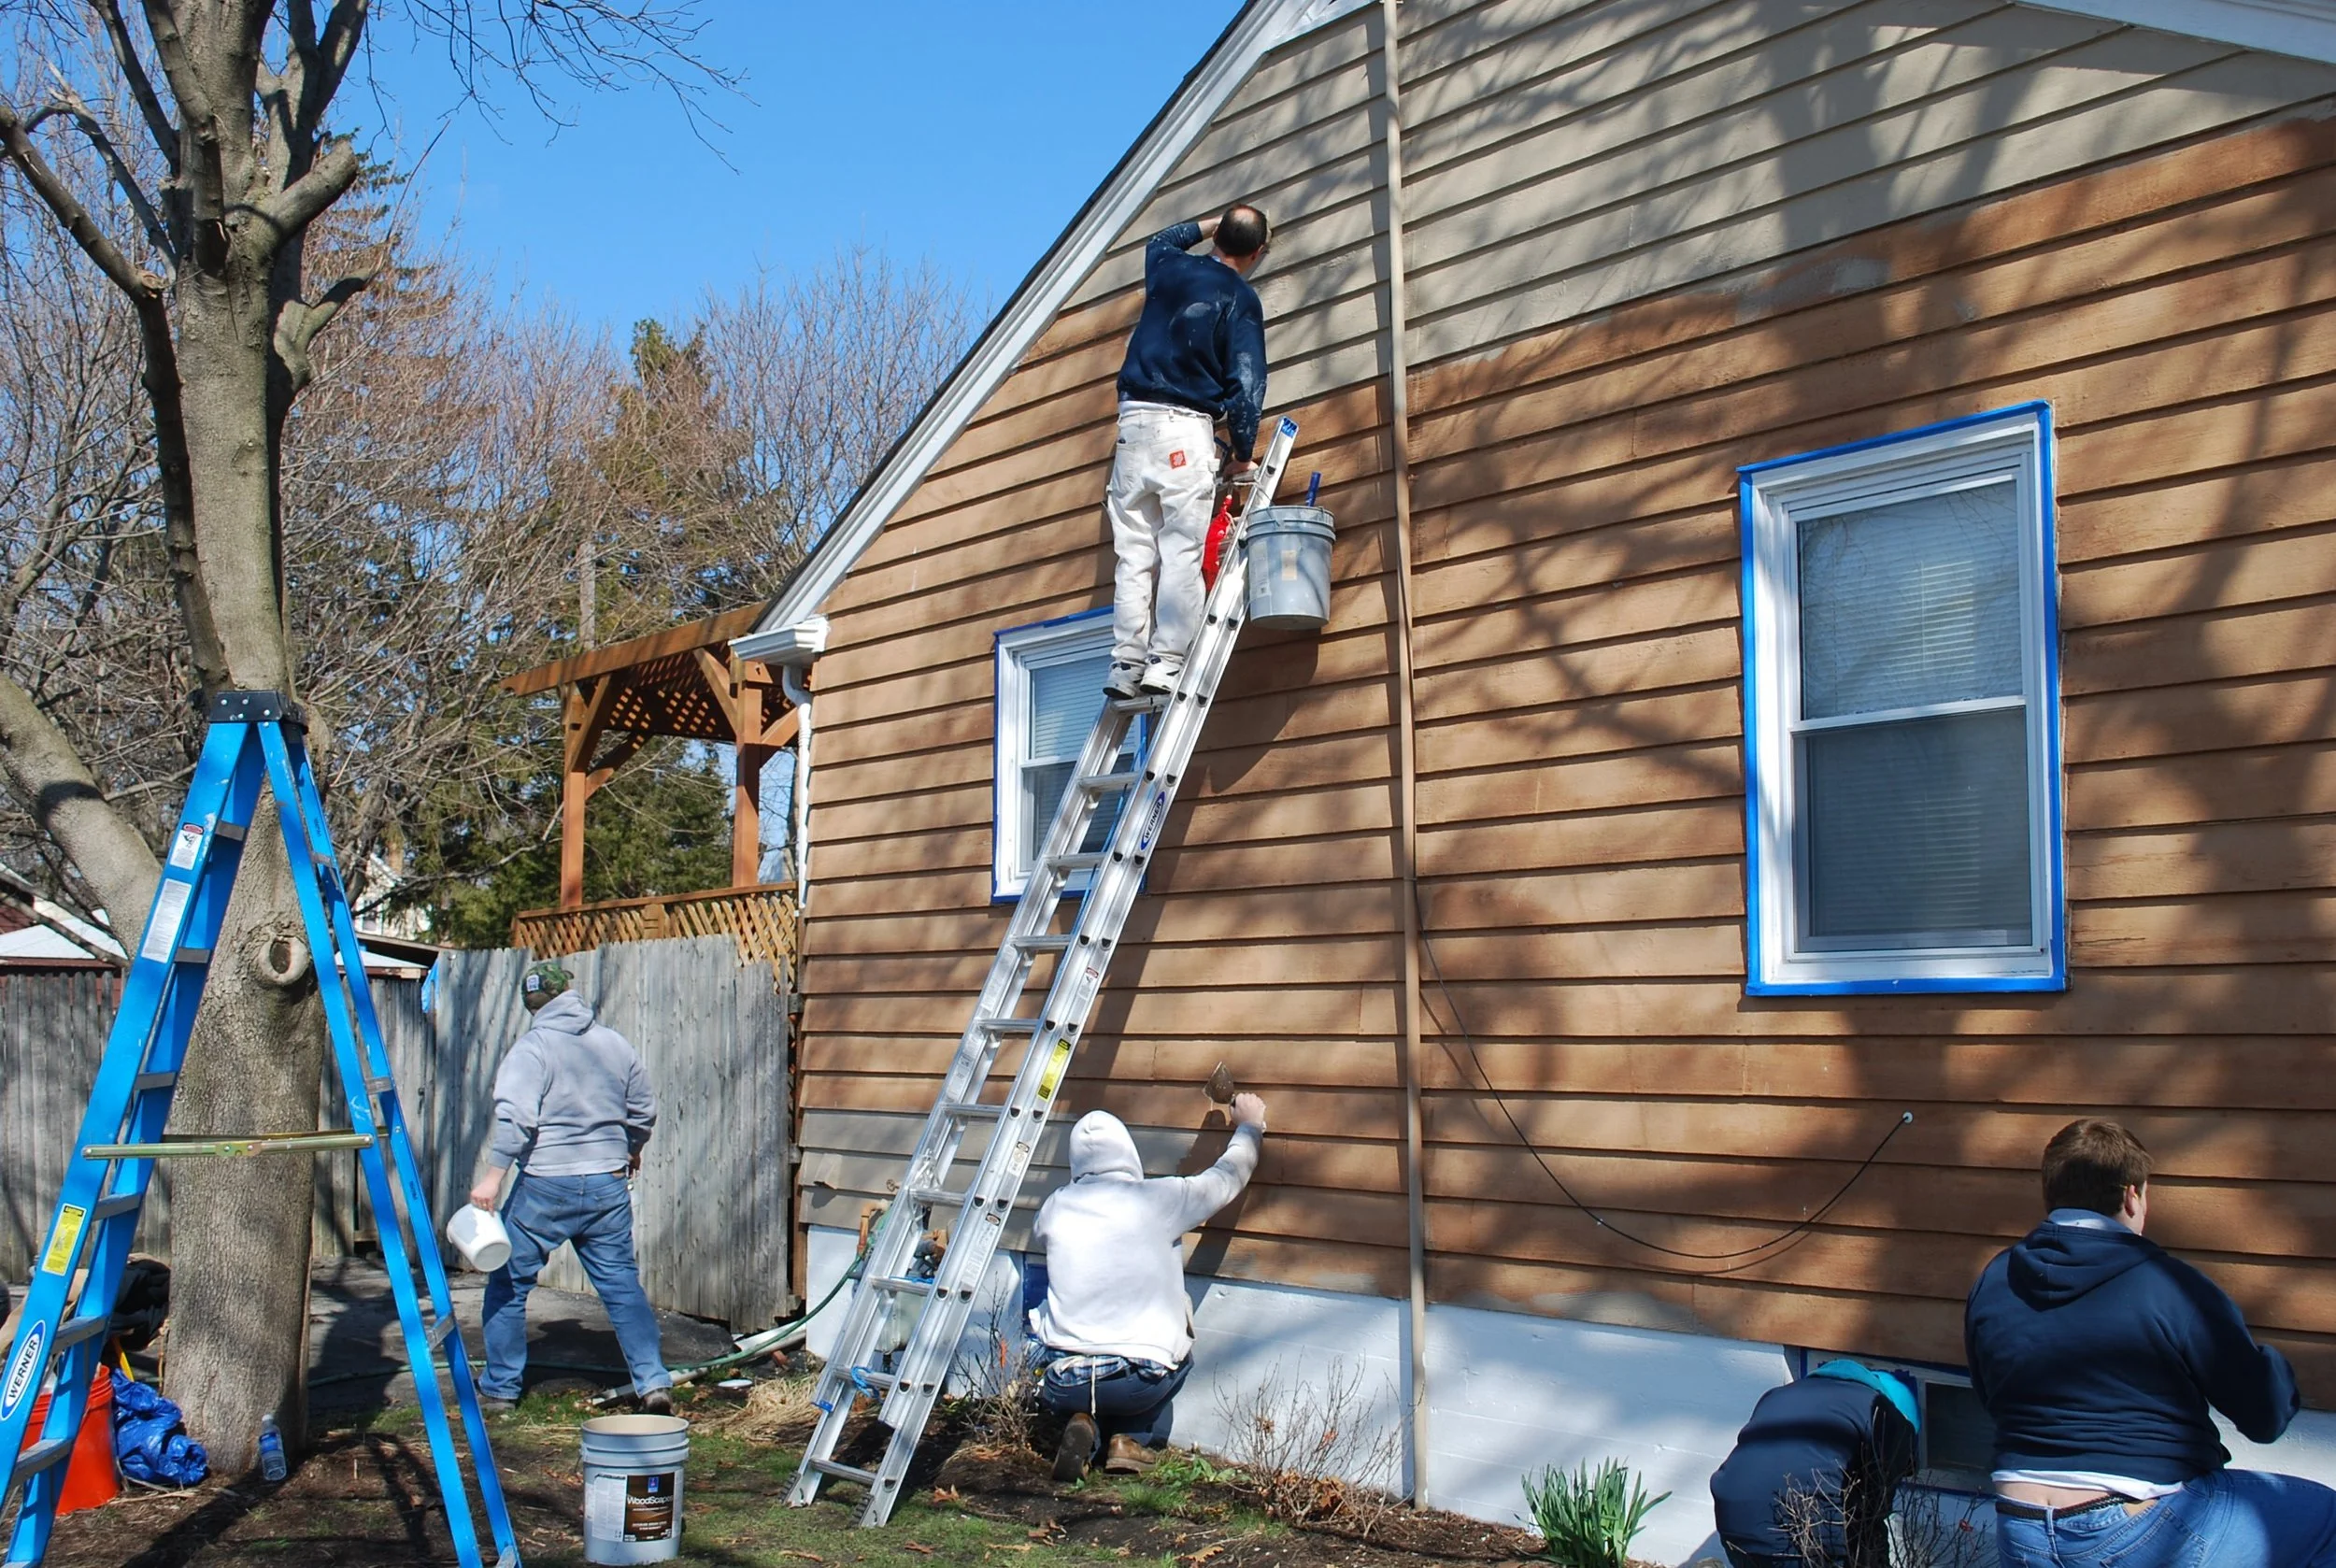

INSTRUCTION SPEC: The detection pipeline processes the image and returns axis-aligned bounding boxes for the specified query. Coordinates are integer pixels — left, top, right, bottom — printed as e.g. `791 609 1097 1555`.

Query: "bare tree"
0 0 719 1468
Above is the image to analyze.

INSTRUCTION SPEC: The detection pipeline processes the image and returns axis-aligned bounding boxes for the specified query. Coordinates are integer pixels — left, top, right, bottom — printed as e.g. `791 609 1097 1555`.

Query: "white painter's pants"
1106 401 1218 671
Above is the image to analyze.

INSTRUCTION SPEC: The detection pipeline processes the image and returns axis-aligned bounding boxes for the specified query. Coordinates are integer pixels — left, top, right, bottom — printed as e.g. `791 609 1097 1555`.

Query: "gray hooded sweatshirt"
1029 1110 1261 1366
486 991 657 1177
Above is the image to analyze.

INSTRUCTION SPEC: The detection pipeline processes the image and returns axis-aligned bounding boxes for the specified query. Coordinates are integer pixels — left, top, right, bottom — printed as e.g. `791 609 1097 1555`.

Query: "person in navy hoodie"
1709 1359 1920 1566
1966 1118 2333 1567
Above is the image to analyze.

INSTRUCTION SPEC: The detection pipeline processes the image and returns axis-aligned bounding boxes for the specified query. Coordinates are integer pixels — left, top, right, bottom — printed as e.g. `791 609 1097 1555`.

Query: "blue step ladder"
0 691 518 1567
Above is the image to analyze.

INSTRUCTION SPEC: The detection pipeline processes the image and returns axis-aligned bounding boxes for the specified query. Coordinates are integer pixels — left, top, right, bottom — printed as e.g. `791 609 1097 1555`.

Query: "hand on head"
1229 1092 1267 1133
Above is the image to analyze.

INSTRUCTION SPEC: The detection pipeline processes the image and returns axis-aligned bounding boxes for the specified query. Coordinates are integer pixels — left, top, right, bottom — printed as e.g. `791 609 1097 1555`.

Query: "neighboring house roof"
733 0 2336 658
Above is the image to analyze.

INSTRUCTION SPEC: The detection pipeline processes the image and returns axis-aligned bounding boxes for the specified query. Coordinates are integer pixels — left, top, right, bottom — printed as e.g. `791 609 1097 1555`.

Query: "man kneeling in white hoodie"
1029 1093 1268 1480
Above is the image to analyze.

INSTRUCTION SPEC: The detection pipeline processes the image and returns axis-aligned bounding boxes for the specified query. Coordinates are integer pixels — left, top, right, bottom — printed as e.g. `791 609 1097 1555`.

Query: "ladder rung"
212 820 246 842
1047 852 1106 873
941 1101 1005 1121
1013 934 1074 952
427 1315 460 1349
132 1069 178 1094
1076 770 1139 793
810 1458 878 1487
53 1314 109 1351
173 946 213 965
872 1276 933 1297
93 1192 142 1221
974 1017 1039 1035
907 1187 971 1210
367 1075 397 1094
12 1437 72 1481
1107 693 1166 711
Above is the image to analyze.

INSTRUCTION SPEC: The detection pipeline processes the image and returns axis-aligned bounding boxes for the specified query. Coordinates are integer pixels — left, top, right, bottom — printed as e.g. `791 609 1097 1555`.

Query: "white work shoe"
1139 661 1181 695
1104 661 1144 701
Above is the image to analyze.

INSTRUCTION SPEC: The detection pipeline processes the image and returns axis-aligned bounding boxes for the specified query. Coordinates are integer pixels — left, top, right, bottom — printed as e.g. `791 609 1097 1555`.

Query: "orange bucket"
18 1366 118 1514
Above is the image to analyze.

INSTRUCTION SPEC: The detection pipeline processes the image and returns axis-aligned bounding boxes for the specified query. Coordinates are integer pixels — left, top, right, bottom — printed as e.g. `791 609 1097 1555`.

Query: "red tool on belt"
1201 490 1236 590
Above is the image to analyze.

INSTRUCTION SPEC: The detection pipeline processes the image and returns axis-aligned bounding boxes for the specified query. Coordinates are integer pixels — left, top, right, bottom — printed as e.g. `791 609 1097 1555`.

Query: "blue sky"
358 4 1244 333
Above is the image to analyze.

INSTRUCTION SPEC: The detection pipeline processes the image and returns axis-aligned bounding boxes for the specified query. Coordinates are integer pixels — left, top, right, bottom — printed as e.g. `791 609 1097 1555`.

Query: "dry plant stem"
1213 1359 1405 1541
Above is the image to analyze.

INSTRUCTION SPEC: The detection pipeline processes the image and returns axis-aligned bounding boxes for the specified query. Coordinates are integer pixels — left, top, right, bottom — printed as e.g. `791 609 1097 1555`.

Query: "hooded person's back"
1966 1215 2299 1485
1029 1110 1260 1366
489 991 657 1177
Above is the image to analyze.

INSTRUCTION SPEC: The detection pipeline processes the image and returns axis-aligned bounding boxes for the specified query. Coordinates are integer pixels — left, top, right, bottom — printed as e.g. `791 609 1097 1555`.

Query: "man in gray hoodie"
467 962 670 1414
1030 1095 1266 1479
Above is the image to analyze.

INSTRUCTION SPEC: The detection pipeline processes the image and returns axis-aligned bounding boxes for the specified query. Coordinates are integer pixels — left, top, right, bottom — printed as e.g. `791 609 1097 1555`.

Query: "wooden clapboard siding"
790 0 2336 1396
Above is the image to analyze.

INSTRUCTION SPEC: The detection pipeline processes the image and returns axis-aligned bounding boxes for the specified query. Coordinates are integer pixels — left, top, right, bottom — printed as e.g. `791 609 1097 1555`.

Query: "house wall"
794 0 2336 1421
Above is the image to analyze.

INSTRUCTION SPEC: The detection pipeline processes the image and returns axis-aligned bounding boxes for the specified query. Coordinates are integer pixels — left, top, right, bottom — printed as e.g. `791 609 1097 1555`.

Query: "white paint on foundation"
798 1227 2336 1565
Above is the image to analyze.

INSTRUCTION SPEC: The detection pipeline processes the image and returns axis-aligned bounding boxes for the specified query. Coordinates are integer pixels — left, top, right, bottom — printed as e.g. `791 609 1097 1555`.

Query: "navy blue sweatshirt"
1965 1215 2300 1484
1116 221 1268 460
1710 1374 1917 1560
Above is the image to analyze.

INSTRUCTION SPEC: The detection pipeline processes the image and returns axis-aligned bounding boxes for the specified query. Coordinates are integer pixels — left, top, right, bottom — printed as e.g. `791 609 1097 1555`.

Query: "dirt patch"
33 1383 1554 1568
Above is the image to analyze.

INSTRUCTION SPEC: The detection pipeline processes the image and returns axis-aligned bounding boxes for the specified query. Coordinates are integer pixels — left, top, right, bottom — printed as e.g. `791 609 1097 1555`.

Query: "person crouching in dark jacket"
1966 1118 2330 1568
1710 1360 1919 1567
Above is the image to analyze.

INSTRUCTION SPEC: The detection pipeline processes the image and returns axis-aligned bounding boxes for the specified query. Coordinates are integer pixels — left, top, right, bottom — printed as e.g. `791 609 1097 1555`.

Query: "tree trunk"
162 807 325 1467
158 275 328 1472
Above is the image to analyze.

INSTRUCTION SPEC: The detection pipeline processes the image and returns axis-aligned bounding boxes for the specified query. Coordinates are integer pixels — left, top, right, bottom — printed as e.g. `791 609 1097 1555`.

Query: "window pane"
1801 707 2031 948
1799 481 2021 720
1030 655 1110 761
1022 758 1126 870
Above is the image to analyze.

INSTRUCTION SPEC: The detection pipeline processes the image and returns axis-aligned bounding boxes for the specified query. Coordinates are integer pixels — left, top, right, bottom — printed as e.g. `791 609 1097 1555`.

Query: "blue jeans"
479 1171 668 1400
1997 1471 2336 1568
1035 1350 1189 1448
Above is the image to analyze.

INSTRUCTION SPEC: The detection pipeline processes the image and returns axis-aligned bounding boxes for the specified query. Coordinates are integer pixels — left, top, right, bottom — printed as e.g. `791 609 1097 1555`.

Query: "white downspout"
780 663 815 910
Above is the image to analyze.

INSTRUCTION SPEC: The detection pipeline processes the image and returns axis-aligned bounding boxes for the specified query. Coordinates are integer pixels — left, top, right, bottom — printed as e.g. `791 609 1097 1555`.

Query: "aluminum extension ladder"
0 692 517 1568
791 415 1302 1524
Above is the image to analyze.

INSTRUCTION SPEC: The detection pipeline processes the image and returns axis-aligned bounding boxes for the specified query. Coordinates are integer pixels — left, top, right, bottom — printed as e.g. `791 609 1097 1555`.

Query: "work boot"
641 1388 675 1416
1138 660 1181 695
479 1396 516 1417
1104 662 1144 701
1103 1436 1161 1475
1052 1412 1099 1482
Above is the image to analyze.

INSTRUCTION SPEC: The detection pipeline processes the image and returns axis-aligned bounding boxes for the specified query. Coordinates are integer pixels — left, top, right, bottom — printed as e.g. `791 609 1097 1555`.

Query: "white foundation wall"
797 1227 2336 1566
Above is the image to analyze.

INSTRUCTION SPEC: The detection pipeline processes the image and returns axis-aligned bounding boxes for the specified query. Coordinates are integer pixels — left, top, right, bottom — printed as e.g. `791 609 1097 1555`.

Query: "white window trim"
1740 403 2066 994
993 609 1116 902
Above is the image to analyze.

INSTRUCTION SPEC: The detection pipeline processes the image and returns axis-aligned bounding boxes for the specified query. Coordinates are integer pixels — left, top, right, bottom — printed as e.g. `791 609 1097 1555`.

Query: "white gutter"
748 0 1372 641
736 617 829 910
2024 0 2336 64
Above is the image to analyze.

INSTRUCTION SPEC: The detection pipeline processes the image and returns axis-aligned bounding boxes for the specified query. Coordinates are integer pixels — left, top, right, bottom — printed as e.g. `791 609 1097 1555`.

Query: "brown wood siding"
791 0 2336 1396
1388 107 2336 1393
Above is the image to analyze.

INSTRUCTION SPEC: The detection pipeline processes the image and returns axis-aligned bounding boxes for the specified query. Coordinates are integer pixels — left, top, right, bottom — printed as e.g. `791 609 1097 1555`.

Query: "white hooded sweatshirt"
1029 1110 1261 1367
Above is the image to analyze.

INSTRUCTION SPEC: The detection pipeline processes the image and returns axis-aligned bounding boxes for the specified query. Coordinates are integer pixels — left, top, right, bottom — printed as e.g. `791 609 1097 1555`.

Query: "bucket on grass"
580 1413 689 1564
447 1204 512 1273
18 1365 117 1515
1242 506 1335 631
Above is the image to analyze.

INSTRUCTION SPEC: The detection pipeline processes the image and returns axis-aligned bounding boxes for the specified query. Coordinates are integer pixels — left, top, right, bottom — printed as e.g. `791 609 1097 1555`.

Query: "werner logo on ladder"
0 692 518 1568
791 413 1327 1526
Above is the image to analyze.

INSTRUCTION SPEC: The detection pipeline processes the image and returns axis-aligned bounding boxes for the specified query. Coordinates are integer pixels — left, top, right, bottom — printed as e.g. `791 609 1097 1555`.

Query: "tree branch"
0 92 166 302
273 271 371 394
23 89 177 274
0 669 160 933
93 0 180 175
239 134 357 261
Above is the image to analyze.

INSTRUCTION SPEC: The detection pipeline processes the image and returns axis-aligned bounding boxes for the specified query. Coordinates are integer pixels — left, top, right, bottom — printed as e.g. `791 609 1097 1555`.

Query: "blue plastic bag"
108 1370 208 1488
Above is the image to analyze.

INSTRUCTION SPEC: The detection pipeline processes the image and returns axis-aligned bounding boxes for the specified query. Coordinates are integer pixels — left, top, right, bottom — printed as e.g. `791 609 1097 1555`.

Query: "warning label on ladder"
40 1205 85 1276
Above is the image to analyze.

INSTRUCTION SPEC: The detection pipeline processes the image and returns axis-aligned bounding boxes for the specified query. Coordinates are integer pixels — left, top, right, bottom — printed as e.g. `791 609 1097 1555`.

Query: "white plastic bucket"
445 1205 512 1273
580 1414 690 1564
1243 506 1335 631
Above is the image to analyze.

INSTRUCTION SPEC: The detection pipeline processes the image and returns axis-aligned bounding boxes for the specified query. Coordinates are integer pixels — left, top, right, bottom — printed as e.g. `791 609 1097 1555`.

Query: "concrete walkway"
307 1256 735 1414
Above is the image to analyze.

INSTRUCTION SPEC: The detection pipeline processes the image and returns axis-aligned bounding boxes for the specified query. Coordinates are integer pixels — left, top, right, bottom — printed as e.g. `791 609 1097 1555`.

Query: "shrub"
1523 1458 1670 1568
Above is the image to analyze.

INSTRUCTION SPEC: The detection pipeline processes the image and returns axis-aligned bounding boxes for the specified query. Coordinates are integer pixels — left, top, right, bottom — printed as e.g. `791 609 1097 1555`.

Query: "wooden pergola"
503 605 799 910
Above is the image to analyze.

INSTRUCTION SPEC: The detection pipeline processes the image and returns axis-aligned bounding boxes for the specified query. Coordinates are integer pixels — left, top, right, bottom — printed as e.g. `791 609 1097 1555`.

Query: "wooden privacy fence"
1 938 792 1333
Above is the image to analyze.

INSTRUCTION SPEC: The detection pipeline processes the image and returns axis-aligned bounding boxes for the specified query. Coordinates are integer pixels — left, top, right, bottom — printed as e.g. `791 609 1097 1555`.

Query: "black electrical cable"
1411 891 1913 1271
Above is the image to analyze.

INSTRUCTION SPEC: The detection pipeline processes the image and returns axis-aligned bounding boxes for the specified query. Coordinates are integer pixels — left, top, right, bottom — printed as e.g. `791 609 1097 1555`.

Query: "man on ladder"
1104 204 1273 701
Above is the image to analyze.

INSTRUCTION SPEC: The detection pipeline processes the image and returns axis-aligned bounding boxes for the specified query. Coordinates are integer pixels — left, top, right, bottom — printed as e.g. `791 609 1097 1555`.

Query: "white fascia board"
2023 0 2336 63
746 0 1353 647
